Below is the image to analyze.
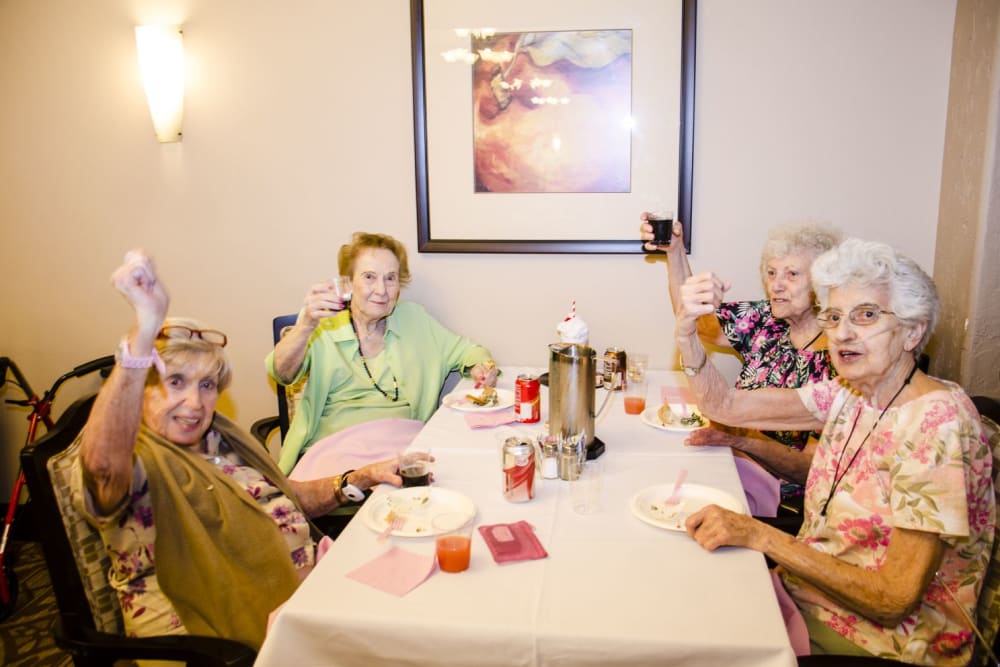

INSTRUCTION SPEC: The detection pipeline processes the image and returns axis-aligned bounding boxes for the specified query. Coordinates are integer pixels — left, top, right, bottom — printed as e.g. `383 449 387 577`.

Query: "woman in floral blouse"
676 238 994 664
640 217 843 508
74 250 413 649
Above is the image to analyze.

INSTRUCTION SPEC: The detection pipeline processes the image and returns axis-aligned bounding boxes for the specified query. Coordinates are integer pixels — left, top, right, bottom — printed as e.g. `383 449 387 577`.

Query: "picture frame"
411 0 696 254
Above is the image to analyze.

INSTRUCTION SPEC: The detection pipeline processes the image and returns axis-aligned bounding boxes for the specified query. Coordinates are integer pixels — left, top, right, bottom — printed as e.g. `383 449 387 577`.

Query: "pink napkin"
771 570 810 656
733 457 781 517
464 407 518 429
661 386 696 416
346 546 437 597
289 418 423 481
478 521 548 564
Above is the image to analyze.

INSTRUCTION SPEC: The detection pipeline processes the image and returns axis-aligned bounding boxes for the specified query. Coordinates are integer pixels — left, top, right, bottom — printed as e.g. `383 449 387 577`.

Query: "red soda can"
514 374 541 423
502 437 536 502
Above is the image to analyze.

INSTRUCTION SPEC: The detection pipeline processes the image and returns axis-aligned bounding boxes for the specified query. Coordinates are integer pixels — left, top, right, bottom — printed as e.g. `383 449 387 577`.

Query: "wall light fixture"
135 25 184 143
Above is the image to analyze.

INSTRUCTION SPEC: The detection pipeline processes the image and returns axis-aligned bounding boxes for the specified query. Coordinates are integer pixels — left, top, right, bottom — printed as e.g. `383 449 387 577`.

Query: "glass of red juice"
624 377 647 415
433 513 473 573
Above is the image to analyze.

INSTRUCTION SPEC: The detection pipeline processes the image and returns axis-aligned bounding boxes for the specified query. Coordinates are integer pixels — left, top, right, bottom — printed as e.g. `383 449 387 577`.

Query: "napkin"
661 386 696 417
289 418 423 481
464 407 518 429
477 521 548 564
346 546 437 596
733 457 781 518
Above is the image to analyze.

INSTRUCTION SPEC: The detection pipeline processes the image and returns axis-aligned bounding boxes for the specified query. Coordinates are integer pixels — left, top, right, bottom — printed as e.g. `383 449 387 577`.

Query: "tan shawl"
135 413 314 649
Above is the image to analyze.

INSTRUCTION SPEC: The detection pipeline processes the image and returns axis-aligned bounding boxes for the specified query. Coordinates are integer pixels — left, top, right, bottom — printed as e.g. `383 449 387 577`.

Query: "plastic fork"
664 469 688 506
377 511 407 542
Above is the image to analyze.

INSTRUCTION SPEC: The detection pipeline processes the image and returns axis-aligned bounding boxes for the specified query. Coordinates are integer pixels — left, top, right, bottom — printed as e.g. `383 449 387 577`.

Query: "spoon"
664 468 688 506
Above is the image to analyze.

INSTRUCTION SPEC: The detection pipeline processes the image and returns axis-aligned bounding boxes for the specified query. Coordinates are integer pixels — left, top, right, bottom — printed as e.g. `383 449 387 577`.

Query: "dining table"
255 367 797 667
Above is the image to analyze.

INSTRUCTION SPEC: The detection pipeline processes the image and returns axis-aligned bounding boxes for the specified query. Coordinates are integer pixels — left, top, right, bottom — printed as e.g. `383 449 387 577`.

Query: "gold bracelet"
331 474 345 504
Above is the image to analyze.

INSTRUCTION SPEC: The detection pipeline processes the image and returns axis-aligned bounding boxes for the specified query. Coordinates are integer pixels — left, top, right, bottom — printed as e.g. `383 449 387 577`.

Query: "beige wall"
0 0 960 497
934 0 1000 396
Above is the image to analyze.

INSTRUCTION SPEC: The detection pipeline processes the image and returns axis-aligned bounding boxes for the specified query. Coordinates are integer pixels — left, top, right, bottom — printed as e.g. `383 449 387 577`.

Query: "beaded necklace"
350 316 399 402
820 361 918 517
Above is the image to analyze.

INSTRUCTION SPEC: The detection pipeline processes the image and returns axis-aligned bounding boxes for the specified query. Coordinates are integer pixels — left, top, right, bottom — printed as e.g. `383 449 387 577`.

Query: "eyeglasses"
815 303 897 329
157 325 228 347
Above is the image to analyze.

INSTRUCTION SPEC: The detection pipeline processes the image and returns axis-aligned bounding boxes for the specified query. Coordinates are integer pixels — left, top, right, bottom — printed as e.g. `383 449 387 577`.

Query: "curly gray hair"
811 238 939 354
759 220 844 283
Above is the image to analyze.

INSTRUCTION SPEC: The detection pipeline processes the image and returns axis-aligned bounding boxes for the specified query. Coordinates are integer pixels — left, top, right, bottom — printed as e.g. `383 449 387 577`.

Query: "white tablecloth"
256 369 796 667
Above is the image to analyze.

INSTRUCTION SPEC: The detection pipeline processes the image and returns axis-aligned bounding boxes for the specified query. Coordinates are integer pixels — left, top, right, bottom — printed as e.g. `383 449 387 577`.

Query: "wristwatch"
338 470 366 503
681 352 707 377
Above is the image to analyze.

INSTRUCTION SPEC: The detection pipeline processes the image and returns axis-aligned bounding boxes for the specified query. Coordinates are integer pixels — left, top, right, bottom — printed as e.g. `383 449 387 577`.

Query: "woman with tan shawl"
75 249 412 649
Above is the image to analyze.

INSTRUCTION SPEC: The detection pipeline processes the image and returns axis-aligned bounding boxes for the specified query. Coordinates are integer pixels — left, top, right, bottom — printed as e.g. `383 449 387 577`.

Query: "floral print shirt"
74 430 315 639
717 300 836 500
783 379 994 665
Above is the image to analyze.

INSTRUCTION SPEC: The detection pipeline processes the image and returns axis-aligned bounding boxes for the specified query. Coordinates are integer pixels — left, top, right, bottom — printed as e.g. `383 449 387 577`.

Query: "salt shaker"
539 436 559 479
558 435 584 481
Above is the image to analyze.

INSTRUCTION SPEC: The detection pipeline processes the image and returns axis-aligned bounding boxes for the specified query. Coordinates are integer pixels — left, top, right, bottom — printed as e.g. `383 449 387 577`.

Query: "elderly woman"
267 232 497 474
76 250 410 649
641 217 843 510
676 238 994 664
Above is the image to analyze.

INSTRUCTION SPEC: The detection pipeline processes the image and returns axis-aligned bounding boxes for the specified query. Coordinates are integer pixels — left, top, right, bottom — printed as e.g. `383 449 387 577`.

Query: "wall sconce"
135 25 184 143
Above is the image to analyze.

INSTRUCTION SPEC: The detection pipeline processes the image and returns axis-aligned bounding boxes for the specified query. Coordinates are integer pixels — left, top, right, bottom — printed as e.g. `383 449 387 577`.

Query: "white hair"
811 238 939 354
759 220 844 283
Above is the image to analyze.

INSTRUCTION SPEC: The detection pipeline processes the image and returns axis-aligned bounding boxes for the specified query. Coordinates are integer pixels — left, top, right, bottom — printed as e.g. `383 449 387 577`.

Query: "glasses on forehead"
815 303 897 329
157 325 228 347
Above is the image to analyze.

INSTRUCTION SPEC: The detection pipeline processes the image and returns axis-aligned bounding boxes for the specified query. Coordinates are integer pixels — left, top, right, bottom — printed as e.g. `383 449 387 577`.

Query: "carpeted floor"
0 540 72 666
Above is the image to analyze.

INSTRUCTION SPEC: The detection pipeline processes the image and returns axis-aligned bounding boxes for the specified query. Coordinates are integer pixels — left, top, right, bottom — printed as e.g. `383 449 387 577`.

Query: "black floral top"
716 300 836 499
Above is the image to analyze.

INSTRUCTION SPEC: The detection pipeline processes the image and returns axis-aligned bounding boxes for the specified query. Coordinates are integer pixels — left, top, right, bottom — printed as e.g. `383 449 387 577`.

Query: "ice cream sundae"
556 300 589 345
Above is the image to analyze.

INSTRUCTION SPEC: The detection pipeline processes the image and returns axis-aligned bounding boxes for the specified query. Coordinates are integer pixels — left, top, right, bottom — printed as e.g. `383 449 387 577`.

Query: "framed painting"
411 0 696 253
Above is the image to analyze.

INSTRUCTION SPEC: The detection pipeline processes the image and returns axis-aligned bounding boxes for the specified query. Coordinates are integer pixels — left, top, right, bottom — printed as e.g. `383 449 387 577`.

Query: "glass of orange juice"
433 513 473 573
624 377 647 415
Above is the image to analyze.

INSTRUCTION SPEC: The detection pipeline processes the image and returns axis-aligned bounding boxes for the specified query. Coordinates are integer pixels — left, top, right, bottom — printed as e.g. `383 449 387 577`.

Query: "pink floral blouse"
73 430 315 639
784 378 994 665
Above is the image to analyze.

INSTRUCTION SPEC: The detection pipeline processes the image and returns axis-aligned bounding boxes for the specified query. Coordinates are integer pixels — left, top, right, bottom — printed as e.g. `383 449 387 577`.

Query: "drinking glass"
624 377 647 415
433 512 473 573
648 211 674 246
570 459 603 514
398 450 432 487
330 275 353 304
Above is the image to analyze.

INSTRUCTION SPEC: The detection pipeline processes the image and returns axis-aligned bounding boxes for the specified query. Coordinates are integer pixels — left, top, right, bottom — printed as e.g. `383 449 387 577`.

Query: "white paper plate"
442 387 515 412
639 405 710 432
363 487 476 537
630 483 745 532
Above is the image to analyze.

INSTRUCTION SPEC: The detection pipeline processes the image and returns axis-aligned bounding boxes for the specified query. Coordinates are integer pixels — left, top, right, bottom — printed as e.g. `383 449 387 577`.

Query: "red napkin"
477 521 548 564
346 546 437 596
464 407 518 429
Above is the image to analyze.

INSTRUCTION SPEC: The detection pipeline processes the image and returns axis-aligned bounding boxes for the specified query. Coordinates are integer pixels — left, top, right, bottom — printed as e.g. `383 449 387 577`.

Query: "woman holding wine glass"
268 232 497 474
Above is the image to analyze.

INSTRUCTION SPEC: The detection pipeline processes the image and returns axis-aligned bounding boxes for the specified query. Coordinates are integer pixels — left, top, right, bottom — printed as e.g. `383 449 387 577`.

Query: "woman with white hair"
676 238 993 664
640 217 844 511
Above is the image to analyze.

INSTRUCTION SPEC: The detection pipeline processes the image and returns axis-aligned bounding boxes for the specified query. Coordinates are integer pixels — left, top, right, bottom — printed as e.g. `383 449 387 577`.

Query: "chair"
20 394 256 667
798 394 1000 666
250 313 360 538
250 313 299 448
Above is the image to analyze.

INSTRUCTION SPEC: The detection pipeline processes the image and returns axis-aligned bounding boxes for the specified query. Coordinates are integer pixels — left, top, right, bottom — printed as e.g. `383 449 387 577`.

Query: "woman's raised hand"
638 212 685 255
300 280 349 329
110 249 169 337
677 272 730 336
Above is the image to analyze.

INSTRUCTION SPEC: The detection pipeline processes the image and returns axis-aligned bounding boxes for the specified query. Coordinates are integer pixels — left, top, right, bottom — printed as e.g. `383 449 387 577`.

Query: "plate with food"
442 386 515 412
640 404 710 432
630 483 745 532
363 487 476 538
